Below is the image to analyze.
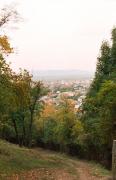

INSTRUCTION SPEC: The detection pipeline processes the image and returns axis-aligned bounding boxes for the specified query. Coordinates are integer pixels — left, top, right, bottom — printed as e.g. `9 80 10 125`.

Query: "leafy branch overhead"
0 5 21 55
0 5 20 28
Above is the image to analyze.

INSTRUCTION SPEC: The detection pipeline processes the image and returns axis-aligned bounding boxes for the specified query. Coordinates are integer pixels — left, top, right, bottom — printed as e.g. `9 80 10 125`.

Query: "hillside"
0 140 111 180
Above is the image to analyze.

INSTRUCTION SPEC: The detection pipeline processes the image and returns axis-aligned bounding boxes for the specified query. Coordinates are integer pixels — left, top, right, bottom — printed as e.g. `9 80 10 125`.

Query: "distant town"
41 79 92 111
33 70 93 111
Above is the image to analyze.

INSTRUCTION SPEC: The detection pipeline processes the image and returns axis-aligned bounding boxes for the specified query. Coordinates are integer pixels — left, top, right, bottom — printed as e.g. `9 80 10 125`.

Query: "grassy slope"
0 140 111 179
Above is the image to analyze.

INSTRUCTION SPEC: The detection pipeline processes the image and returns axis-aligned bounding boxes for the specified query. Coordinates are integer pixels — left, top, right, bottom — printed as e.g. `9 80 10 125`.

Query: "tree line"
0 7 47 147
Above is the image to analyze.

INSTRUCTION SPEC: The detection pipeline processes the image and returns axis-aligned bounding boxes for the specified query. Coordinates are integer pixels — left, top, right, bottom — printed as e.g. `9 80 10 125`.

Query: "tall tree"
28 81 45 147
80 27 116 167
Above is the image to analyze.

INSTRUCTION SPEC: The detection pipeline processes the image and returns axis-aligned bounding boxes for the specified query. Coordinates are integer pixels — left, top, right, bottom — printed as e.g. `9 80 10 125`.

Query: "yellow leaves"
41 104 56 118
0 35 13 54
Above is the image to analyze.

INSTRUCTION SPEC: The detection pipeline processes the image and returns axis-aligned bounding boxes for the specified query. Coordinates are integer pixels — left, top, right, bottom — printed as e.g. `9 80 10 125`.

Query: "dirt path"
2 148 111 180
74 161 110 180
64 158 110 180
6 161 110 180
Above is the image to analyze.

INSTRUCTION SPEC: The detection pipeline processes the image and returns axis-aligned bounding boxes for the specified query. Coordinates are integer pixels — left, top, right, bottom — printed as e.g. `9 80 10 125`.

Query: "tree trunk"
112 140 116 180
21 114 26 146
28 110 34 147
12 118 19 145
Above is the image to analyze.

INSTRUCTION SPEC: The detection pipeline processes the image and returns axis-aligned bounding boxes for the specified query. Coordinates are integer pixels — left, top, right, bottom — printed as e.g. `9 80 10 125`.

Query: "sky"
1 0 116 72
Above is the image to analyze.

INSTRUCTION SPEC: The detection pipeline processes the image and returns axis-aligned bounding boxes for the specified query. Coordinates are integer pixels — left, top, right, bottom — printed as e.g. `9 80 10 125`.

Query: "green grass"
0 140 63 176
89 162 111 177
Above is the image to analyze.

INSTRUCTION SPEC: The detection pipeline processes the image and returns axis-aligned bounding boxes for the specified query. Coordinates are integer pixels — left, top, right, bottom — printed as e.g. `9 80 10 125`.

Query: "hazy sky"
1 0 116 72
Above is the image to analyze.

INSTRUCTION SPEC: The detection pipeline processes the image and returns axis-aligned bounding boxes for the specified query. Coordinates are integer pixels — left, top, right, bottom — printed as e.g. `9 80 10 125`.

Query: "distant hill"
32 70 94 81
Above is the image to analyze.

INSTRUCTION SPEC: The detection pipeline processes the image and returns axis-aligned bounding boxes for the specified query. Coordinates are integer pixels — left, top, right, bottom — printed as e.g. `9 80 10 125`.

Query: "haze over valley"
32 69 94 81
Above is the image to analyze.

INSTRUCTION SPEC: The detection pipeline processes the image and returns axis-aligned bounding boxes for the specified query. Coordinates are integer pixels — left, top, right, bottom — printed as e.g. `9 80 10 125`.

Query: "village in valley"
41 79 91 111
